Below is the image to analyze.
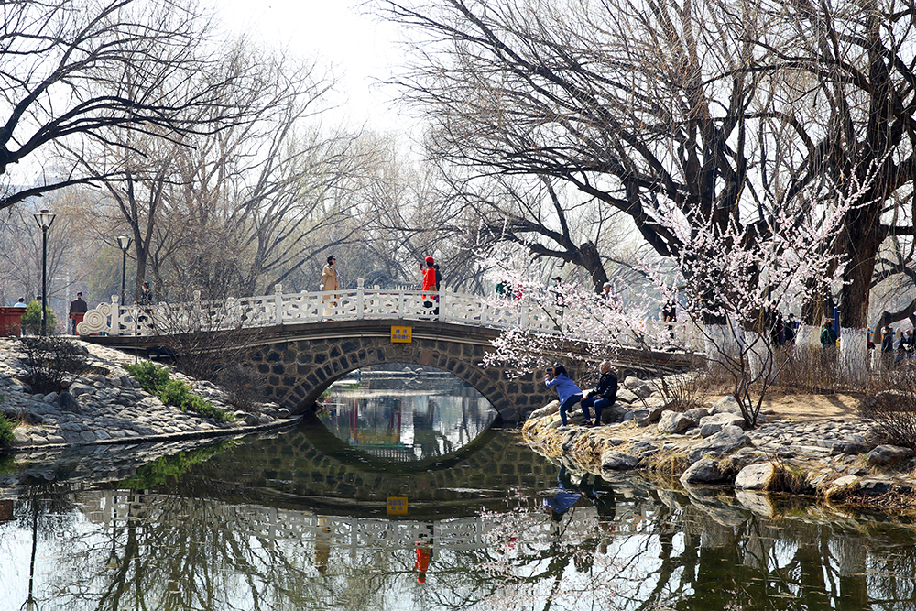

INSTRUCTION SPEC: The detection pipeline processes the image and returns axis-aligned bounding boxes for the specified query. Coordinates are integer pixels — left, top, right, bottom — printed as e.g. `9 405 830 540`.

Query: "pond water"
2 376 916 611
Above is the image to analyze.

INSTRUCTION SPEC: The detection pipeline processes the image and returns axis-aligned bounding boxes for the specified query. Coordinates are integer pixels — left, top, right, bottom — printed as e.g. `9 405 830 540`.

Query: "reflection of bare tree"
11 456 916 610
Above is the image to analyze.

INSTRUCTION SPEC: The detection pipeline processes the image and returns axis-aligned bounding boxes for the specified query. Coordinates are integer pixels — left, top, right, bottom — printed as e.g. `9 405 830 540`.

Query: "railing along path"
76 278 702 352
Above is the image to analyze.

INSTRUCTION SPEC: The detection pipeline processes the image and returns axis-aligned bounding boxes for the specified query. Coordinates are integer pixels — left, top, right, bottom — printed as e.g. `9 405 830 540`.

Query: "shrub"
125 360 170 393
126 361 234 423
20 300 57 335
0 414 15 446
16 335 91 394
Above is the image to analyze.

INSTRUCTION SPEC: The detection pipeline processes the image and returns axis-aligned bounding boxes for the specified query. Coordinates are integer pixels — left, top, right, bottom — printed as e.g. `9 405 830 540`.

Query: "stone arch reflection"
321 363 498 461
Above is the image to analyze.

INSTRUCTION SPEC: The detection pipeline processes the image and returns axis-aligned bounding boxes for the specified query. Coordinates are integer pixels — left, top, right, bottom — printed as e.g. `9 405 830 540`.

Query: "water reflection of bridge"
79 489 646 552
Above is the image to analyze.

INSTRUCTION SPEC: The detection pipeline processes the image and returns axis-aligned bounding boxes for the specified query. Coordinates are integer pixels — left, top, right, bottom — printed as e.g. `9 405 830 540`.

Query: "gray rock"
624 408 661 427
832 441 869 455
866 444 915 466
712 395 742 415
615 388 639 404
58 391 80 412
684 408 710 421
859 478 894 496
680 458 730 485
233 411 259 426
601 403 629 423
689 425 750 462
657 410 697 434
701 412 747 436
623 375 642 389
12 430 30 445
69 383 94 398
630 441 658 456
735 462 776 490
600 451 640 471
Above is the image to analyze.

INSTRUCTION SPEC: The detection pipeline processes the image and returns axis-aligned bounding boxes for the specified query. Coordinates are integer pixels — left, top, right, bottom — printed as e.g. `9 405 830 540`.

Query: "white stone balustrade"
74 279 703 352
74 281 562 337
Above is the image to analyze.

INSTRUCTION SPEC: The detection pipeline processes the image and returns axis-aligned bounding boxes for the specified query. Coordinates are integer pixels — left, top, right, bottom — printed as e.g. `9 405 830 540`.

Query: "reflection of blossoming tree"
479 170 876 427
476 505 618 609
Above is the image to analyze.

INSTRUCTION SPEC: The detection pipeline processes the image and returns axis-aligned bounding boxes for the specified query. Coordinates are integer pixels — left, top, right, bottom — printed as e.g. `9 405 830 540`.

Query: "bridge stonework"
243 319 554 423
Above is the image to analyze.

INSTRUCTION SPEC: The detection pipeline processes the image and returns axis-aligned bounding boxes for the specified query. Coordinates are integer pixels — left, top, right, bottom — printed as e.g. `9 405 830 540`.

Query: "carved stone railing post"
356 278 365 320
274 284 283 325
111 295 121 336
439 285 448 323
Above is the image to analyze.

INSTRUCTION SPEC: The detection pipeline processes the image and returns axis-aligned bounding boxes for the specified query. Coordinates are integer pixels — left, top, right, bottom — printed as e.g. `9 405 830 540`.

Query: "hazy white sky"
216 0 407 133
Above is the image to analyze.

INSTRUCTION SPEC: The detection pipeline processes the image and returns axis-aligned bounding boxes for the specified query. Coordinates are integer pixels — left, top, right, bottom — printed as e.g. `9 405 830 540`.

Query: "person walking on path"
13 298 26 308
68 291 88 334
421 256 437 317
580 361 617 427
545 364 583 430
321 255 339 318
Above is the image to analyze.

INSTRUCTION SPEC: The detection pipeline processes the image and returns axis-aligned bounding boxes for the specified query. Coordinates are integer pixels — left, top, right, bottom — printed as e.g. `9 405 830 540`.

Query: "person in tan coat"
321 255 339 316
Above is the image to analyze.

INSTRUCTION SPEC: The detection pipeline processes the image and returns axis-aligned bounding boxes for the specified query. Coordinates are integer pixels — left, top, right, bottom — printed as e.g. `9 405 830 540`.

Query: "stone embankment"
0 339 298 451
524 375 916 508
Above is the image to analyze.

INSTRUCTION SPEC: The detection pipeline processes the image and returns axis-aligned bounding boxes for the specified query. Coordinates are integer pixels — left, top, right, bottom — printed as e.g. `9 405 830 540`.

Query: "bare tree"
67 43 367 300
0 0 238 211
758 0 916 333
372 0 845 318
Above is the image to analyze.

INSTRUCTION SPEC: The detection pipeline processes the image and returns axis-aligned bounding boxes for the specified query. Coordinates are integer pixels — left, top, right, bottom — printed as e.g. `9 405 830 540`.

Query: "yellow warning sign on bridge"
387 496 408 515
391 325 412 343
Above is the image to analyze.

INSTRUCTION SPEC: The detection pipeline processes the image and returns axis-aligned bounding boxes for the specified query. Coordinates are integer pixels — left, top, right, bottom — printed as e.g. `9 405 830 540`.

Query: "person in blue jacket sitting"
545 364 583 429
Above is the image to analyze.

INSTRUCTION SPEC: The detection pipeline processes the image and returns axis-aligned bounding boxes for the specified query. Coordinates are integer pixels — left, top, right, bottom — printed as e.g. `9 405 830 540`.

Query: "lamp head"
33 209 56 230
117 235 132 251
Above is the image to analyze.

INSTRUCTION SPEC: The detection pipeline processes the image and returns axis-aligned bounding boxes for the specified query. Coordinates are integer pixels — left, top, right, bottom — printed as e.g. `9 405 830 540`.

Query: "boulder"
866 444 915 466
859 478 894 496
69 383 94 398
529 400 560 420
600 403 629 423
600 451 640 471
233 411 260 426
688 425 750 462
831 441 870 455
699 412 747 437
824 474 859 499
624 407 662 427
629 441 659 456
680 458 730 485
616 388 639 404
712 395 742 415
735 462 776 490
657 410 697 434
58 391 80 412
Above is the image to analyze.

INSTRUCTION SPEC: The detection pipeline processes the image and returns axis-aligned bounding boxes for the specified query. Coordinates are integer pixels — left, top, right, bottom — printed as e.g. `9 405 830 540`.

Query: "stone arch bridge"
84 318 693 424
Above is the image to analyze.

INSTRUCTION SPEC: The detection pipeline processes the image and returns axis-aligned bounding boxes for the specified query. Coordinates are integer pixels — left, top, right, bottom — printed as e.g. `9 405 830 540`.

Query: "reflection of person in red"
415 533 433 584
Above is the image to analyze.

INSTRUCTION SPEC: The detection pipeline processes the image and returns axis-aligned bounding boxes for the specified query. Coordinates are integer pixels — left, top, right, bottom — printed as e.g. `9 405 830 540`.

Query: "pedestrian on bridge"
421 256 438 317
321 255 339 317
546 365 583 430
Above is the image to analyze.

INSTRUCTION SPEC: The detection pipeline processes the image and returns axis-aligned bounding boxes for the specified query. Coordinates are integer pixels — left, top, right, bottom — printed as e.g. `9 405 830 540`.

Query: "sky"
216 0 408 134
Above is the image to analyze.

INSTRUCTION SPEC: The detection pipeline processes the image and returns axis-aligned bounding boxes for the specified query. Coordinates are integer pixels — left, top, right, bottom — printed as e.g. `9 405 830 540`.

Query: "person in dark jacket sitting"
580 362 617 427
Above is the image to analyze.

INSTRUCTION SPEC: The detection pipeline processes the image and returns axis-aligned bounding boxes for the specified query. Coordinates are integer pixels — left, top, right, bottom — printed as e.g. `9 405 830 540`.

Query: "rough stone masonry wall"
245 335 554 422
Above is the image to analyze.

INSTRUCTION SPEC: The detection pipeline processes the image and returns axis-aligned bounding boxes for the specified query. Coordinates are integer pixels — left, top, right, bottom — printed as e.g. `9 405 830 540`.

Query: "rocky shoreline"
0 338 300 452
523 375 916 510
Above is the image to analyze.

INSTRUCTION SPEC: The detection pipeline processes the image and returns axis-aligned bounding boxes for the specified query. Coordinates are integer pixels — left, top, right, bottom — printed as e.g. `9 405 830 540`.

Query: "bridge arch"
244 320 552 423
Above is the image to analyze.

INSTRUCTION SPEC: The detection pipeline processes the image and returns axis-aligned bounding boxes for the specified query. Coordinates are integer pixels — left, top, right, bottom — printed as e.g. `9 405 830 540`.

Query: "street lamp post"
33 210 56 335
117 235 132 306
